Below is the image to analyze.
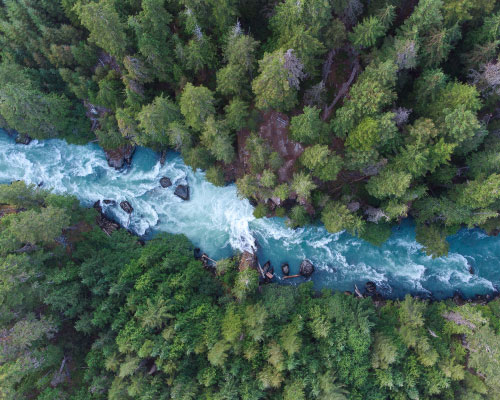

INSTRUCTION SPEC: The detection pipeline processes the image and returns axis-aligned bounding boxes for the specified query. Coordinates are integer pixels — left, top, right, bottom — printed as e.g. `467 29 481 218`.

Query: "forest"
1 0 500 255
0 182 499 399
2 1 500 398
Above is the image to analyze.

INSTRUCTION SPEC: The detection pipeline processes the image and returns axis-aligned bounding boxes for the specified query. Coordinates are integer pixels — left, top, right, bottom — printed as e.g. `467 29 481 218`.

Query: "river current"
1 130 499 299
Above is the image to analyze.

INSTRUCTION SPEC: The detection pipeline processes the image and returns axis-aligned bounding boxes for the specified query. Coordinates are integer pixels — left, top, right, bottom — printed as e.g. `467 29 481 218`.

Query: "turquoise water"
1 130 499 299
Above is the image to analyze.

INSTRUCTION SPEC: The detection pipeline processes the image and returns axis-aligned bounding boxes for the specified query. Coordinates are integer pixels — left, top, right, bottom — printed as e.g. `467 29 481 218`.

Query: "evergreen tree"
252 49 300 112
179 83 215 132
136 95 182 148
75 0 130 60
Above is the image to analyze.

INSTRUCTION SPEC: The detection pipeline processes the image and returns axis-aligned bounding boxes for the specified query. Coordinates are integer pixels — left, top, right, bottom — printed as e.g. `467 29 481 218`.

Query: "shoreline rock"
93 201 120 236
16 134 32 145
194 248 202 259
104 145 135 170
239 250 258 272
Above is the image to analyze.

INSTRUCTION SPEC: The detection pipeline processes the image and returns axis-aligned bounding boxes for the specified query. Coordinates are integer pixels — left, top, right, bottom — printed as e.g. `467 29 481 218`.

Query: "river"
1 130 499 299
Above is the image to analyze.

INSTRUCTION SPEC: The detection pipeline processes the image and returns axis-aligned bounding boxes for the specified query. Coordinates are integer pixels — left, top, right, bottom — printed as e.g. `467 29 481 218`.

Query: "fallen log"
283 274 301 279
15 243 39 253
321 48 337 83
322 61 360 120
428 328 439 338
205 256 217 264
257 262 265 279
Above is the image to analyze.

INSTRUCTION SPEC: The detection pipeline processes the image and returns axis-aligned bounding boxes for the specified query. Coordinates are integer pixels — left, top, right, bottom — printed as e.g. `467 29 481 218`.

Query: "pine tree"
350 16 386 48
321 201 365 236
179 83 215 132
291 172 317 201
290 106 327 144
136 95 181 148
75 0 130 60
252 49 299 112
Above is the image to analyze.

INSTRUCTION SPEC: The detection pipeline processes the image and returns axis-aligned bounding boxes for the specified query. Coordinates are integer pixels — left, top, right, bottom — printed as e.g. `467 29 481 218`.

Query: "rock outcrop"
104 145 135 170
299 259 315 278
174 184 190 200
16 134 32 145
239 251 258 272
93 201 120 236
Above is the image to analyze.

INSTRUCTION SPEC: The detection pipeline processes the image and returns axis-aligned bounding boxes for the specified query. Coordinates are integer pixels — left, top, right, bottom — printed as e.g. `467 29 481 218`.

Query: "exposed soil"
442 311 477 330
232 111 304 184
258 110 304 182
221 128 251 183
0 205 21 219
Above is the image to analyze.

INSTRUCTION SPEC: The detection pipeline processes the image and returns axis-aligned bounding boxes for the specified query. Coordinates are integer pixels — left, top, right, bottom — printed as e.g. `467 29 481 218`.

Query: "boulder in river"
174 184 190 200
120 201 133 214
104 145 135 170
281 263 290 276
103 199 116 205
160 177 172 188
299 259 315 278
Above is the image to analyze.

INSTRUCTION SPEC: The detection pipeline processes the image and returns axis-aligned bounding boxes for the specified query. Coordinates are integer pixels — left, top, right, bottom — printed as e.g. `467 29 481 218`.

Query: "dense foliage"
1 183 500 399
2 1 500 254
